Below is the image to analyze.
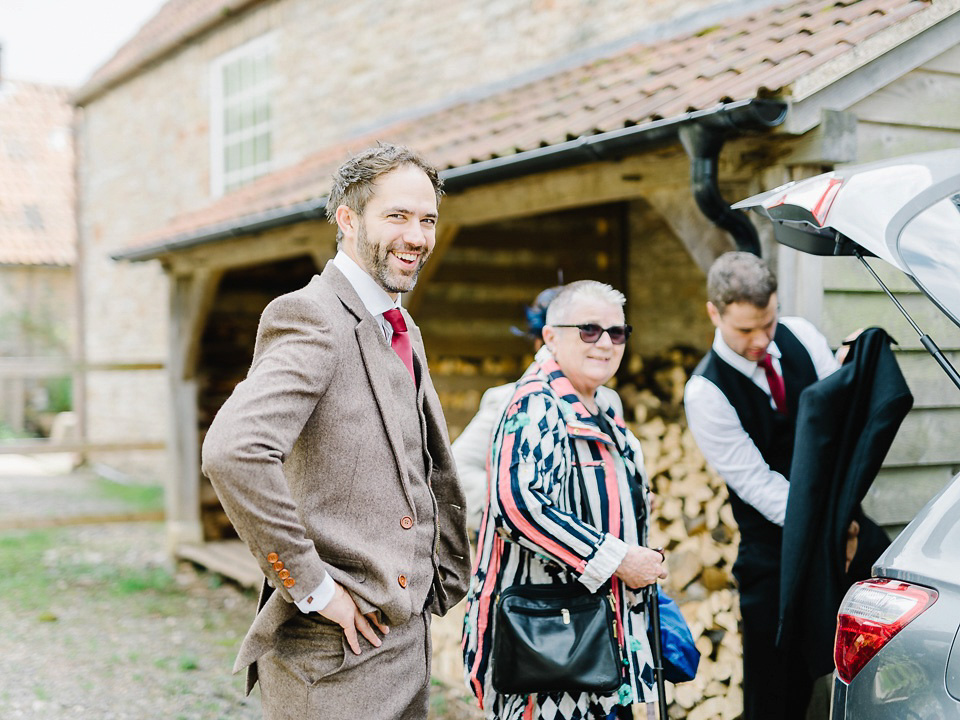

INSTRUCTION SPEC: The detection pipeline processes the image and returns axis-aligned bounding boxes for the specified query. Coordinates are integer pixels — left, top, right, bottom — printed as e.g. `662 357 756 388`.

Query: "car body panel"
733 148 960 328
734 149 960 720
831 585 960 719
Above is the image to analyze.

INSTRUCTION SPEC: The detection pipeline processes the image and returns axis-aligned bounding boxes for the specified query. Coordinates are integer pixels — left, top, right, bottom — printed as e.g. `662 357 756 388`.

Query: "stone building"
0 77 76 438
72 0 960 563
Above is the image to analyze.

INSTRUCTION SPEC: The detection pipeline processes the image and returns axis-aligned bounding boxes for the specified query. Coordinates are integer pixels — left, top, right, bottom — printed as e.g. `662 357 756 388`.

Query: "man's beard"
357 222 429 294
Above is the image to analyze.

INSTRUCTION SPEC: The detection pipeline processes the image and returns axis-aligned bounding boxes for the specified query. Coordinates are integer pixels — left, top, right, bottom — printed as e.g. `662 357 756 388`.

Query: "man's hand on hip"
319 582 390 655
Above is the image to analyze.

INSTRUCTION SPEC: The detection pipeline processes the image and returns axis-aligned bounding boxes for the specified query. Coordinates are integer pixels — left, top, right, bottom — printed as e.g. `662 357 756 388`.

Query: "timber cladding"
197 254 322 541
424 202 627 435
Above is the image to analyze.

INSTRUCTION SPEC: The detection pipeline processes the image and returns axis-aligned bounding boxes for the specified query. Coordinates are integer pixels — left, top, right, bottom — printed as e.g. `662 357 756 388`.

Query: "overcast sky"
0 0 169 87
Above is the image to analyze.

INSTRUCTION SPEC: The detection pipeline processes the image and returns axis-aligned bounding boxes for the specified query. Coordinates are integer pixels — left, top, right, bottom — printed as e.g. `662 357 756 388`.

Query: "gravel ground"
0 521 260 720
0 461 482 720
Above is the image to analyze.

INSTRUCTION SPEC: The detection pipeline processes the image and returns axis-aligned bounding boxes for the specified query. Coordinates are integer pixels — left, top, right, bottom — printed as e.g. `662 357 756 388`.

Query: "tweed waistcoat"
391 349 437 615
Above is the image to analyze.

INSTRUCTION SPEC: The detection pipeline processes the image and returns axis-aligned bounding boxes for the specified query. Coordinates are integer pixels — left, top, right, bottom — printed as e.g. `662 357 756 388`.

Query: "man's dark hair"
707 251 778 315
325 142 443 244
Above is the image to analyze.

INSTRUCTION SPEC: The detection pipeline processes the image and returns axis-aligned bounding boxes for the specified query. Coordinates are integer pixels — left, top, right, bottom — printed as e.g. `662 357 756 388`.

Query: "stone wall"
77 0 742 479
0 266 75 435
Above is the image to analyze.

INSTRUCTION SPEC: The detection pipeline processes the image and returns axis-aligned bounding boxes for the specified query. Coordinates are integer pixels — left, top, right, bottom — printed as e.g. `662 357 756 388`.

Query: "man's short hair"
707 252 778 315
325 142 443 243
545 280 626 326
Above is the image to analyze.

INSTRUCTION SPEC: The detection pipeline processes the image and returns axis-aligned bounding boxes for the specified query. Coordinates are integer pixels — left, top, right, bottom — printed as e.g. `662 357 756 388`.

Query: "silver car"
734 149 960 719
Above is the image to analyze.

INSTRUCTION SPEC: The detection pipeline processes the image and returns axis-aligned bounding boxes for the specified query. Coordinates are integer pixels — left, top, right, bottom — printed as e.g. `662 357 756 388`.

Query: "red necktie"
758 353 787 414
382 308 415 384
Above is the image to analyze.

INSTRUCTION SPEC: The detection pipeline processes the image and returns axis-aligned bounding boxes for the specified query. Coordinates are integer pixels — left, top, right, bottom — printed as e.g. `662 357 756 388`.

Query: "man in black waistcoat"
683 252 855 720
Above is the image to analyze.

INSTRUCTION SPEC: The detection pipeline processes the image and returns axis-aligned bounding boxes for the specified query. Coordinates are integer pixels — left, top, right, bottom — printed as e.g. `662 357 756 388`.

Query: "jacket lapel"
325 263 417 509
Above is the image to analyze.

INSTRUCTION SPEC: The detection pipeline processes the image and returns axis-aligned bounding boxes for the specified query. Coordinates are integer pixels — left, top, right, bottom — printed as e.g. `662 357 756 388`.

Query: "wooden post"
165 268 222 551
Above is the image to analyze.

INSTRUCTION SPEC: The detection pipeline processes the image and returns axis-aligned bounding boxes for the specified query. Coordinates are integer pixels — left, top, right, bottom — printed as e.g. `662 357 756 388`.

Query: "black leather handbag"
491 582 622 695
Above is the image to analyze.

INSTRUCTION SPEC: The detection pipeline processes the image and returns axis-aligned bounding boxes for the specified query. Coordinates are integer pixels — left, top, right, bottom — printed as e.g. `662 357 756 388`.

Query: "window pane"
254 98 271 124
223 62 240 97
254 133 271 165
224 143 242 173
224 105 242 134
214 38 275 193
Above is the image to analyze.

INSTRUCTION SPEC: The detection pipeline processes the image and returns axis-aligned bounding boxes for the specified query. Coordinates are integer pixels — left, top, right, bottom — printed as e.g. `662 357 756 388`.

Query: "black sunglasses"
551 323 632 345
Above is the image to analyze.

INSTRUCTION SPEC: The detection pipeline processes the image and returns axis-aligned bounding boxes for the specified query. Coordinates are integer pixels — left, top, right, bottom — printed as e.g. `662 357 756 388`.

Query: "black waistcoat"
693 323 818 561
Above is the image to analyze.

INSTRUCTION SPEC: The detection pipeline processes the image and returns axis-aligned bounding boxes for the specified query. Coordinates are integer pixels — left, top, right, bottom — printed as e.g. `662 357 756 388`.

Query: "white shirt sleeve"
780 316 841 380
580 534 629 592
294 574 336 613
684 374 790 526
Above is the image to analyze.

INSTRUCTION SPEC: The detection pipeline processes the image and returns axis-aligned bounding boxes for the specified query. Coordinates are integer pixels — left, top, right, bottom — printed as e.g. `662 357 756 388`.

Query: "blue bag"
649 590 700 683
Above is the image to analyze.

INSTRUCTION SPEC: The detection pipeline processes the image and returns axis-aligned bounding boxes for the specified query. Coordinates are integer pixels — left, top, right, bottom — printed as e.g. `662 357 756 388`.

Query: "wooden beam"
166 273 205 548
0 360 166 377
406 222 460 316
0 440 166 454
172 268 223 382
440 152 691 227
643 186 736 273
161 220 335 275
780 109 858 166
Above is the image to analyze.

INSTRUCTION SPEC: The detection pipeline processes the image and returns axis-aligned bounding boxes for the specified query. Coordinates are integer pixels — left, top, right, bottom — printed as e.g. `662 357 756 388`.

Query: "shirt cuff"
579 533 629 592
294 574 335 613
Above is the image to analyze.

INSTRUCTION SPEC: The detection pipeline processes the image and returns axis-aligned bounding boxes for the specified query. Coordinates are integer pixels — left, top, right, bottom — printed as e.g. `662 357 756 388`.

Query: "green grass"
92 478 165 513
113 567 174 595
0 527 174 611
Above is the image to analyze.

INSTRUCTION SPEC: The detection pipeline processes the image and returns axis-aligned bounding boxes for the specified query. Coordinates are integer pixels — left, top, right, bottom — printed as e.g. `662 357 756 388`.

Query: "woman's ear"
541 325 556 351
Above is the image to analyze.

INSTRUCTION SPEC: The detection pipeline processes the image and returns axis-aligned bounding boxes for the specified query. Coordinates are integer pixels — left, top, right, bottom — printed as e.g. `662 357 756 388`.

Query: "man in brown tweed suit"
201 143 471 719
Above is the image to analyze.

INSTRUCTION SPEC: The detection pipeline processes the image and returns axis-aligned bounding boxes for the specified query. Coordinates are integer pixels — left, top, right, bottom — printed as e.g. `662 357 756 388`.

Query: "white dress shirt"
296 250 402 615
683 317 839 526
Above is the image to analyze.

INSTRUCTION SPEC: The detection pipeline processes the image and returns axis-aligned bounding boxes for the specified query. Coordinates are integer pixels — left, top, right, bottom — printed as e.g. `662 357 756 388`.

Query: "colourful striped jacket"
461 348 655 714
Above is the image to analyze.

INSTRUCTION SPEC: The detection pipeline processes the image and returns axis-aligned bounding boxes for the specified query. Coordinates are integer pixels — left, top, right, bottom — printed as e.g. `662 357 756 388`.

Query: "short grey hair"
325 142 443 244
707 252 777 315
545 280 626 325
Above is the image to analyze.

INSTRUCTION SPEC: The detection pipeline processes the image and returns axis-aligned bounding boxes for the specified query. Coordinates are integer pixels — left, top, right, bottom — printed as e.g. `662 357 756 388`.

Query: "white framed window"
210 34 277 196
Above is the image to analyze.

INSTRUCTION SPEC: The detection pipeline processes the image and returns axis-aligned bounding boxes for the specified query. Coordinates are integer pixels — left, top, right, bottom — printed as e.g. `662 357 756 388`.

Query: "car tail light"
835 578 938 684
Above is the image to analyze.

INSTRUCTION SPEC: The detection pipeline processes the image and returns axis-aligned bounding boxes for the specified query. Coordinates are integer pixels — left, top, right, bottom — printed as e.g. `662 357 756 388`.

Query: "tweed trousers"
257 609 432 719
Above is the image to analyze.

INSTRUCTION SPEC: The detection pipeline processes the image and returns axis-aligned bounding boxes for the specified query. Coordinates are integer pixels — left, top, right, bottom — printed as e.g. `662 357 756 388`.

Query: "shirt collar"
712 327 781 378
333 250 400 318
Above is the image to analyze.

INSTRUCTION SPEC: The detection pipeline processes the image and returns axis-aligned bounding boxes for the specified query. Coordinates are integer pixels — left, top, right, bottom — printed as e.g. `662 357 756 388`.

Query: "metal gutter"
113 98 788 262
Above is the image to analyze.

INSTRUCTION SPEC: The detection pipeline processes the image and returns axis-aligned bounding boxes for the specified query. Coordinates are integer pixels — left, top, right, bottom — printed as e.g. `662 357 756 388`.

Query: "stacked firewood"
617 348 744 720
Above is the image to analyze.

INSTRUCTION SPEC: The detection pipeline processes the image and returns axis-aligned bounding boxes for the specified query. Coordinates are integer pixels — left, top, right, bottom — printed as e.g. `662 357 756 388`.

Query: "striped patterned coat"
462 348 655 720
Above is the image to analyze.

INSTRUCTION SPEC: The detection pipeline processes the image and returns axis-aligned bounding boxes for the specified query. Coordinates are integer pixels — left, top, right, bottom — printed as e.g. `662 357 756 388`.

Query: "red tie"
758 353 787 414
382 308 415 384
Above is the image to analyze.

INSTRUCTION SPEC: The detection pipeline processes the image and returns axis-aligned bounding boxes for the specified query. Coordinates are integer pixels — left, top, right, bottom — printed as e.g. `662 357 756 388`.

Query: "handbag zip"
500 605 588 619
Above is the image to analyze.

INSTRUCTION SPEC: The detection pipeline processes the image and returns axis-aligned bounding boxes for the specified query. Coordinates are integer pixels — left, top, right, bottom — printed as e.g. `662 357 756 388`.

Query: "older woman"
463 280 666 720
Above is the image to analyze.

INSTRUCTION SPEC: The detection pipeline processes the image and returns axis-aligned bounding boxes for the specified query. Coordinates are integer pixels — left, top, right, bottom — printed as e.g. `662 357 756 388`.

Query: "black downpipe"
679 122 762 256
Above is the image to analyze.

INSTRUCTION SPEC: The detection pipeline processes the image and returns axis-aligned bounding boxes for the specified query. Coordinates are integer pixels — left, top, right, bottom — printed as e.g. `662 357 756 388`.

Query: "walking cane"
648 583 669 720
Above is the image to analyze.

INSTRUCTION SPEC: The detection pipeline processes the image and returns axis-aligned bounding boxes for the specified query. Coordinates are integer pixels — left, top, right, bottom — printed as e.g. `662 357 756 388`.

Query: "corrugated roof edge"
112 98 787 263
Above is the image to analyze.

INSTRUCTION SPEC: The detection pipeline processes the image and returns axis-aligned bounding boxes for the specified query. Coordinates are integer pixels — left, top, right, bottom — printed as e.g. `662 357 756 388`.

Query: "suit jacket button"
398 574 407 588
278 569 290 580
267 552 279 564
400 516 414 529
273 561 284 572
283 578 295 588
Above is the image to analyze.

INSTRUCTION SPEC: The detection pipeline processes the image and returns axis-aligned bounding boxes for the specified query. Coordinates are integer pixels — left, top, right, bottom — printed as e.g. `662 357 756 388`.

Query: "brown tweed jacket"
201 261 471 688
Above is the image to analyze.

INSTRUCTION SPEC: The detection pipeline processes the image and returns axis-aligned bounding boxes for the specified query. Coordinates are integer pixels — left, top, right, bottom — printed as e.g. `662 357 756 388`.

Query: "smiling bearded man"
202 142 471 720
